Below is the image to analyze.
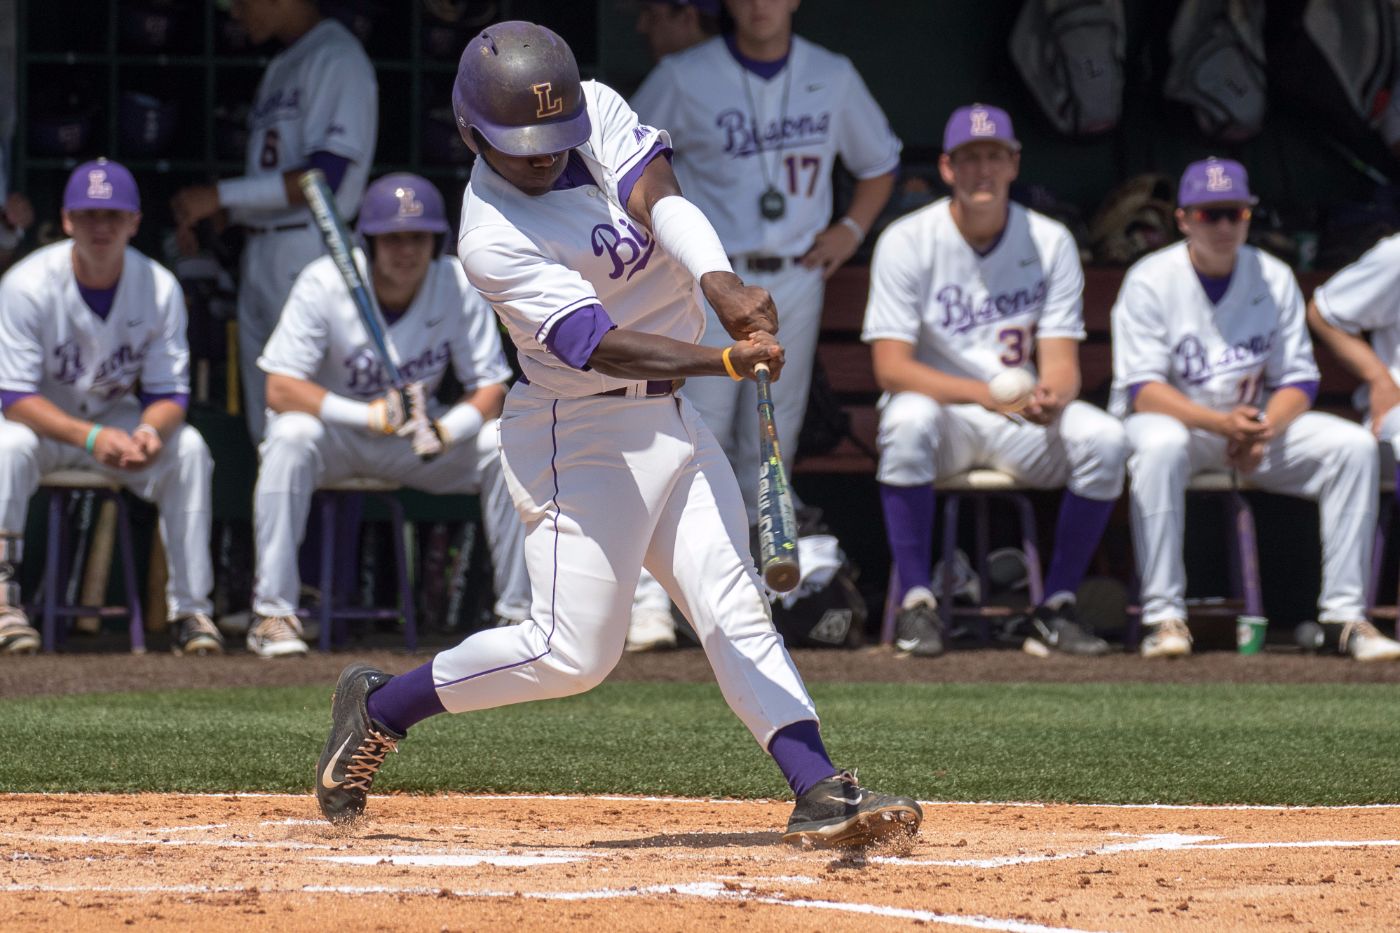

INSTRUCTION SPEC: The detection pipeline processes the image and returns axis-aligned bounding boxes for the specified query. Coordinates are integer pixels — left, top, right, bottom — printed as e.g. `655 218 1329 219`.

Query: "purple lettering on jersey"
591 216 655 281
343 342 451 397
715 108 831 159
938 281 1048 335
1172 333 1276 386
53 340 85 384
251 88 302 125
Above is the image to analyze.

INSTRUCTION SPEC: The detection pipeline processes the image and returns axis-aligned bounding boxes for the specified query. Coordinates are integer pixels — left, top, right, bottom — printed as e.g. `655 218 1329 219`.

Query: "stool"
305 477 417 652
880 469 1044 646
38 470 145 654
1124 470 1265 649
1365 476 1396 617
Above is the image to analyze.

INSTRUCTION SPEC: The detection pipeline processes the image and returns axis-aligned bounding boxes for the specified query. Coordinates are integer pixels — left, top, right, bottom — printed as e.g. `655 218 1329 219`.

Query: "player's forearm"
460 383 507 422
1035 342 1081 403
588 329 729 380
4 395 95 448
137 400 187 439
266 373 328 416
1305 300 1391 386
1132 382 1228 433
844 172 896 234
1263 386 1311 433
875 355 989 406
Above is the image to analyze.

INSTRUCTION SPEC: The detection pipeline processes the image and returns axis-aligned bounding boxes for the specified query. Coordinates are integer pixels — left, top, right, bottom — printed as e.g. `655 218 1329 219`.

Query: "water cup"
1236 615 1268 655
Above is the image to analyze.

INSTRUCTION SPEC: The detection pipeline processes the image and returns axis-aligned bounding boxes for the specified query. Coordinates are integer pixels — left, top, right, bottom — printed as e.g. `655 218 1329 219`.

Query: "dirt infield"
3 793 1398 931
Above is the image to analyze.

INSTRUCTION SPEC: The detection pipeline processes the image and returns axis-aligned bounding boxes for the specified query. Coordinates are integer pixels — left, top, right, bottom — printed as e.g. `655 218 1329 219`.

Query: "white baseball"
988 368 1036 413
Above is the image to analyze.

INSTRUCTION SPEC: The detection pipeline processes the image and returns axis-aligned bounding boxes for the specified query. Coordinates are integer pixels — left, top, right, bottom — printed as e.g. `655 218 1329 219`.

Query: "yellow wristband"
721 346 742 381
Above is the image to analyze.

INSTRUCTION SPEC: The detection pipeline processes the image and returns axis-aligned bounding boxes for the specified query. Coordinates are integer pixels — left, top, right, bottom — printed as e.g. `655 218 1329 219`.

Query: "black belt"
597 379 678 398
242 221 310 235
736 255 791 273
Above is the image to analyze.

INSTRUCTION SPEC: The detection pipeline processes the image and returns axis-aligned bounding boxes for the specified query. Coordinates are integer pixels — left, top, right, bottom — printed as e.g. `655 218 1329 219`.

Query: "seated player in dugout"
864 104 1126 659
1306 229 1400 578
1111 157 1400 662
313 22 923 850
0 160 222 656
247 173 531 658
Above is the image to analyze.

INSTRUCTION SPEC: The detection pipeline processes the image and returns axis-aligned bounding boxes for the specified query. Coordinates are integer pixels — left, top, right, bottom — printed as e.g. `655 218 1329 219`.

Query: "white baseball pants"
1125 410 1377 625
428 385 818 747
875 394 1127 500
251 411 530 622
0 404 215 618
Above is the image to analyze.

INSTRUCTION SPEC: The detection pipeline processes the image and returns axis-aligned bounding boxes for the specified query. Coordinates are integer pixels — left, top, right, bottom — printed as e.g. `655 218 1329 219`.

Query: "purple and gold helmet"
451 20 591 156
357 173 450 237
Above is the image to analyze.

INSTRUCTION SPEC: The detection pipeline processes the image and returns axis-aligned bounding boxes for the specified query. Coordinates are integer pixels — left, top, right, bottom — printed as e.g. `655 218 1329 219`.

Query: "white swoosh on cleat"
320 735 354 789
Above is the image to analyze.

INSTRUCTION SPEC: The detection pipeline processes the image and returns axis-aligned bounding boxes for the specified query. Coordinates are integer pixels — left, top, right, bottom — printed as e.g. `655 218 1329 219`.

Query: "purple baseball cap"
643 0 721 13
943 103 1021 154
1178 157 1258 207
358 173 450 236
63 158 140 213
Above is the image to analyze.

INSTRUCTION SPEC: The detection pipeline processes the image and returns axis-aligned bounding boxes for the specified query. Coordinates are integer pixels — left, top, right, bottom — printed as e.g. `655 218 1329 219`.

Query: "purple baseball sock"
1042 491 1117 601
768 719 838 798
880 483 935 601
364 662 445 735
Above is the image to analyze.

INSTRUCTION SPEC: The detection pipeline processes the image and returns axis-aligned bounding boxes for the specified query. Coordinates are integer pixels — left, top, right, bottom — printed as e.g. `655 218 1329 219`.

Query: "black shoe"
894 596 945 657
783 770 923 849
171 613 225 656
316 663 403 825
1021 602 1109 657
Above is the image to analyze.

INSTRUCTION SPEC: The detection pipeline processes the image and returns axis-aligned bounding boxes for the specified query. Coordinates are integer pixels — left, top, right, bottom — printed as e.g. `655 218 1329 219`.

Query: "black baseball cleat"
316 663 404 826
1021 602 1110 657
783 770 923 849
894 590 945 658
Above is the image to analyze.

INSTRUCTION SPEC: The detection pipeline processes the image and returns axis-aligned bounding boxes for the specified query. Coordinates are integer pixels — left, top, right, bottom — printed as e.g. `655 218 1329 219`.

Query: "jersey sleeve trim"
542 303 618 370
860 330 917 345
535 295 609 347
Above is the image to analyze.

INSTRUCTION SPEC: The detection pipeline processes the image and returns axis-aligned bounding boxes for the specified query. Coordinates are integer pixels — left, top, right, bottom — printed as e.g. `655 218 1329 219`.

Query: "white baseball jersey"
459 81 701 398
258 252 511 402
861 199 1086 380
237 18 376 226
1312 232 1400 402
1109 242 1319 417
630 35 900 256
0 240 189 420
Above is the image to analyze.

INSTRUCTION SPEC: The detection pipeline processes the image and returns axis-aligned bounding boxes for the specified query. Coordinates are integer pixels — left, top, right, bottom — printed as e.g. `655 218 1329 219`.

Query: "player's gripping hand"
367 383 428 436
1217 405 1272 445
700 272 779 339
727 331 785 381
799 221 861 279
89 427 143 471
119 425 164 470
1020 385 1068 426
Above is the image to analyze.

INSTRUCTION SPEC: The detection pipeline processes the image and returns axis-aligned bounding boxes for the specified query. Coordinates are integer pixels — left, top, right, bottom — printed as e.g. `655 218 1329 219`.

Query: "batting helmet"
451 20 591 156
358 173 451 237
118 91 179 157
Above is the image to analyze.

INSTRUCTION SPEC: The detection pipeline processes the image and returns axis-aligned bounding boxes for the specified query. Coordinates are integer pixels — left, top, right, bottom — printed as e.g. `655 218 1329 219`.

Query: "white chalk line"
0 880 1101 933
5 791 1400 810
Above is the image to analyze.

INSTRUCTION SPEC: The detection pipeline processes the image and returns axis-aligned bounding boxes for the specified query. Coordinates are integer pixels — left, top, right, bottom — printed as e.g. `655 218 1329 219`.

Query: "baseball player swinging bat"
297 169 442 457
755 362 801 592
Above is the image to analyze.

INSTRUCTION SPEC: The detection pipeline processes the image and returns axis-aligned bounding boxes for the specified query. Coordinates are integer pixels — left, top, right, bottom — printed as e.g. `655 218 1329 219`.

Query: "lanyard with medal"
740 55 793 222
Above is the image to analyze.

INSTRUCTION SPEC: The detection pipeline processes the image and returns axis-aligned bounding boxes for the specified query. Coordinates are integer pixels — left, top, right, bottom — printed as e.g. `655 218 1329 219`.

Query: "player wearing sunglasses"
1108 158 1398 661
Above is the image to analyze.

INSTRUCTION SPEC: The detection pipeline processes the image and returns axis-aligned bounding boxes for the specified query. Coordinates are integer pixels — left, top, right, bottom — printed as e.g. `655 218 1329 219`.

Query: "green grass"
1 681 1397 804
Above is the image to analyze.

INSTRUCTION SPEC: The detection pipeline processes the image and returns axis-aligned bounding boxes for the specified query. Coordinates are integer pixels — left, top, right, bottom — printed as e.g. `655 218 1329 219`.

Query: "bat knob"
764 562 800 593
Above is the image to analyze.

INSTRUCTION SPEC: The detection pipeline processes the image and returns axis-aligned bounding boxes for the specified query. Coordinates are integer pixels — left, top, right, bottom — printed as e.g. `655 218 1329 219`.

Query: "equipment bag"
1163 0 1268 142
1009 0 1126 137
1269 0 1395 134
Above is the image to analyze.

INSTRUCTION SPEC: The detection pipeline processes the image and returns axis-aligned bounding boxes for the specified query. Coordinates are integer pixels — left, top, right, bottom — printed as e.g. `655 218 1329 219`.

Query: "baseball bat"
76 498 117 634
754 362 801 592
297 169 442 456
